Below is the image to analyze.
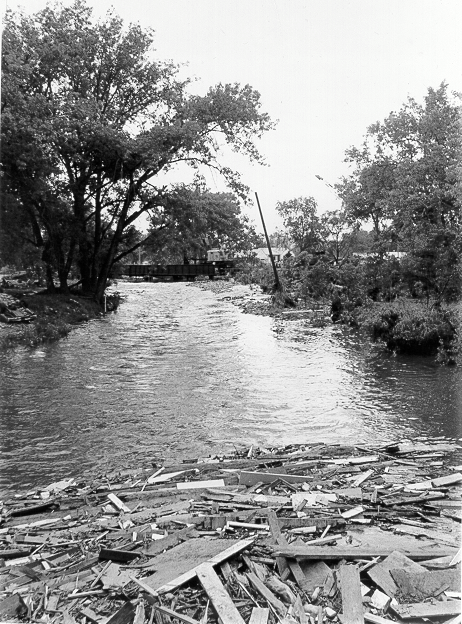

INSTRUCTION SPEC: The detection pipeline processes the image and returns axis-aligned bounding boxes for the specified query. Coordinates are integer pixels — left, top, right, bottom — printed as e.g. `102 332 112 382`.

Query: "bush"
358 299 458 361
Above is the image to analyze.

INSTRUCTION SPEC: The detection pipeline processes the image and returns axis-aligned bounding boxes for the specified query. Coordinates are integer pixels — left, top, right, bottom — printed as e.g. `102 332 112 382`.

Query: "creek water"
0 281 460 495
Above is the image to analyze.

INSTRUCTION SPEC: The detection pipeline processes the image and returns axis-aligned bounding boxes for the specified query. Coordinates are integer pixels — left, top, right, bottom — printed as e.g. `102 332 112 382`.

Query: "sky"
3 0 462 233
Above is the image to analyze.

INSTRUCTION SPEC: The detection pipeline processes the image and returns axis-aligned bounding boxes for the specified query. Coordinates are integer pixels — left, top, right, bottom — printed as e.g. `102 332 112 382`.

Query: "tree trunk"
45 263 56 293
58 270 70 293
75 190 92 293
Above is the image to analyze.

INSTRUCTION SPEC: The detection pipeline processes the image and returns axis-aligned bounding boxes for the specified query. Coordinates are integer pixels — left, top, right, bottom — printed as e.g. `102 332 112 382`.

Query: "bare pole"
254 192 281 290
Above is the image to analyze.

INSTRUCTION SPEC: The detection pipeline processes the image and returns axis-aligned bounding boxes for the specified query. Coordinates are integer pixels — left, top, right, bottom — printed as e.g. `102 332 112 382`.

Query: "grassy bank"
0 292 104 349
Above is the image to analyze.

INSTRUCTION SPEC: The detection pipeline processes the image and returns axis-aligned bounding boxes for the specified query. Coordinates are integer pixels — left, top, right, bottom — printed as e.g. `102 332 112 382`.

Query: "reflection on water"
0 282 460 494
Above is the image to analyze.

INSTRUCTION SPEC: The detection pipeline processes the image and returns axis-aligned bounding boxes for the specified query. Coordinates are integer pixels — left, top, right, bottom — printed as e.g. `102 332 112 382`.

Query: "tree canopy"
336 83 461 301
142 186 260 264
275 196 323 253
1 0 274 299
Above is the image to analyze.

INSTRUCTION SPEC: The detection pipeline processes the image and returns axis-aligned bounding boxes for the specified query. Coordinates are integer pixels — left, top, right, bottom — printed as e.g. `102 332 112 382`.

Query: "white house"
253 247 291 264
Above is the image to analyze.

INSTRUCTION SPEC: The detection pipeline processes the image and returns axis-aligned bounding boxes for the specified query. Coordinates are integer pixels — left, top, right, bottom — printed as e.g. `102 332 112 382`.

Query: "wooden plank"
101 563 134 589
267 510 290 577
367 551 425 598
338 564 364 624
133 603 145 624
143 537 254 594
275 545 457 561
196 562 246 624
424 499 461 507
177 479 225 490
299 560 335 595
390 568 461 600
432 473 462 487
352 470 374 487
279 517 346 530
143 526 195 556
106 602 135 624
267 510 308 591
150 601 201 624
393 524 458 545
393 600 461 619
341 506 364 519
0 594 27 618
364 614 402 624
249 607 269 624
99 549 140 563
246 572 287 617
107 493 131 513
239 471 310 486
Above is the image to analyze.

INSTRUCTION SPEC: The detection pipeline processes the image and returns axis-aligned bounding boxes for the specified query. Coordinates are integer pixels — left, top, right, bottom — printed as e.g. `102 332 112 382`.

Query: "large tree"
1 1 274 300
275 196 324 253
142 186 259 264
337 84 461 301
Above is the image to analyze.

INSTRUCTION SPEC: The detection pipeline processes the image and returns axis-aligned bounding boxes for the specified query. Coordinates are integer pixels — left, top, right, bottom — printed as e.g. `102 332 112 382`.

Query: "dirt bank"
0 291 104 350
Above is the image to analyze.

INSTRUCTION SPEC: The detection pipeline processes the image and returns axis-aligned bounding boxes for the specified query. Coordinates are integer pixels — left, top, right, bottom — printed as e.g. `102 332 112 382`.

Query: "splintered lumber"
177 479 225 489
0 593 27 618
450 548 461 565
274 545 456 560
143 525 195 556
364 614 400 624
367 551 426 598
246 572 287 617
196 562 246 624
392 523 459 545
239 471 311 486
143 537 254 594
149 603 200 624
370 589 391 610
431 472 462 487
107 493 131 513
390 567 461 600
99 548 140 563
352 470 374 487
106 601 136 624
322 455 379 465
266 509 290 577
267 510 307 590
338 564 364 624
393 600 461 619
249 607 270 624
341 506 364 519
299 560 335 595
279 516 346 530
100 563 134 589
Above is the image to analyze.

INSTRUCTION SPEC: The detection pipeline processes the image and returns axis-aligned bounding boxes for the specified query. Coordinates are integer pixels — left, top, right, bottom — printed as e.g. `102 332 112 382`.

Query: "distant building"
253 247 291 264
352 251 407 260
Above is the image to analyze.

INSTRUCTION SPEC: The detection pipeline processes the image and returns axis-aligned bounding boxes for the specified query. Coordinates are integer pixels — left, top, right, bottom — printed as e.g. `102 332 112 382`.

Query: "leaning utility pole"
254 192 281 291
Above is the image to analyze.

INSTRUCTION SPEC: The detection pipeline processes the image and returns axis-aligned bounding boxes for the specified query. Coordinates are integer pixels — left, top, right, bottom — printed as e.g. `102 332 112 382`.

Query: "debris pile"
0 293 36 323
1 441 460 624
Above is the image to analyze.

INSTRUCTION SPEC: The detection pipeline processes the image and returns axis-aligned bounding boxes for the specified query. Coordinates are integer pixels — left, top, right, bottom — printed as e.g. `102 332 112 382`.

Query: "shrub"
358 299 458 361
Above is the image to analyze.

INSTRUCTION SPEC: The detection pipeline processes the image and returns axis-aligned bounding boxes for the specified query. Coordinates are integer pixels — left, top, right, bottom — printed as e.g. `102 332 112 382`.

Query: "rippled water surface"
0 282 460 494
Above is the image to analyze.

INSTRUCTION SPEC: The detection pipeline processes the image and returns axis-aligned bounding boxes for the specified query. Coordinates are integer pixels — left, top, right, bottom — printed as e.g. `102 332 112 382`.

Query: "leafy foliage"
337 83 462 302
141 186 259 264
275 197 324 252
358 300 458 359
1 1 274 299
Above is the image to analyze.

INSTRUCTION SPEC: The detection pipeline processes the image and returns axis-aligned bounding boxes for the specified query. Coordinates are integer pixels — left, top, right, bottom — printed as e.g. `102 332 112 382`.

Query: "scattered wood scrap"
0 440 460 624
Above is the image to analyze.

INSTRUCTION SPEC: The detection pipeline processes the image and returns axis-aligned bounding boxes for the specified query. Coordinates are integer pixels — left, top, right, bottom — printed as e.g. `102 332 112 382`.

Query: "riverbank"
0 440 460 623
0 291 104 350
189 280 331 322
